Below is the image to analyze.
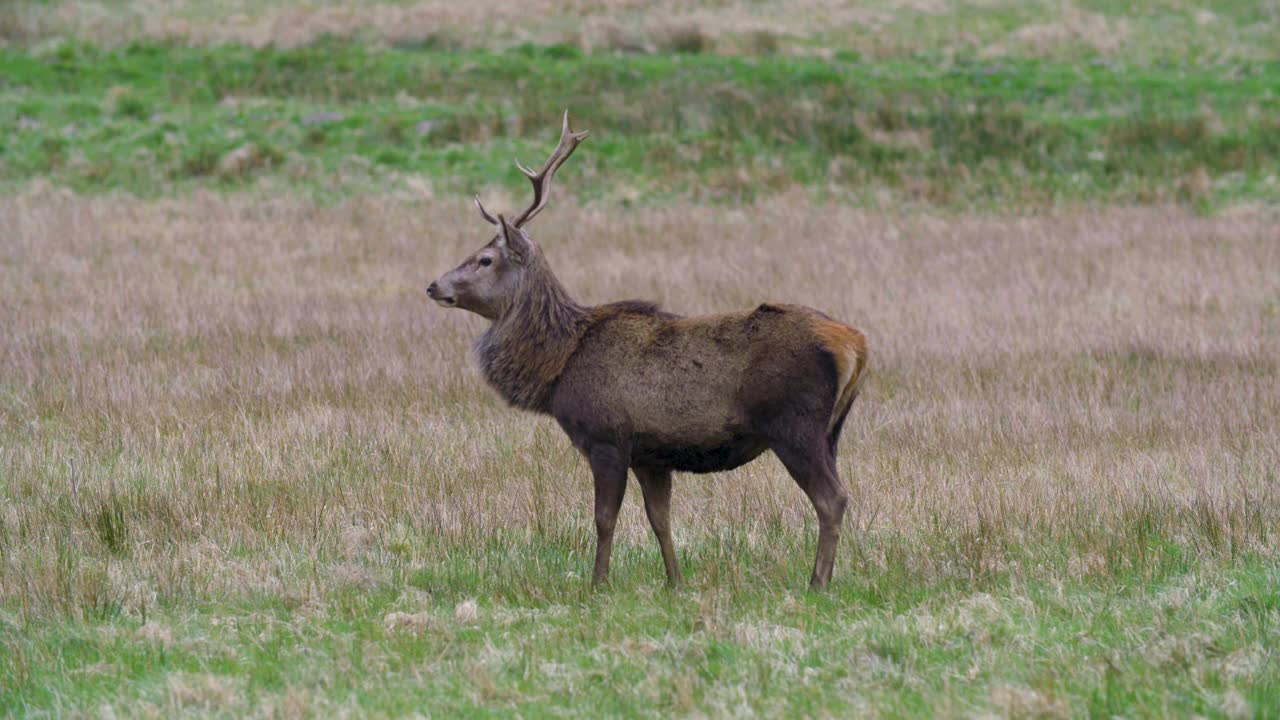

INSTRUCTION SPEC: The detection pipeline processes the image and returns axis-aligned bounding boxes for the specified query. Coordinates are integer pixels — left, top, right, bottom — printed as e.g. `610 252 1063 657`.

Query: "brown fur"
552 303 860 471
811 318 869 432
474 252 586 411
427 119 868 588
433 238 868 588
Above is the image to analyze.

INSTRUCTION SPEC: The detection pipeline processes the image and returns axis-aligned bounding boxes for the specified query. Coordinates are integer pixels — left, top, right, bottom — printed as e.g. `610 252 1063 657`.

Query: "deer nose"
427 282 438 298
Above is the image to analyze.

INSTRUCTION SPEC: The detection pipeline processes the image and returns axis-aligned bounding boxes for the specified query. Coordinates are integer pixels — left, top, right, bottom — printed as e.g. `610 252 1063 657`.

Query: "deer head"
427 111 589 320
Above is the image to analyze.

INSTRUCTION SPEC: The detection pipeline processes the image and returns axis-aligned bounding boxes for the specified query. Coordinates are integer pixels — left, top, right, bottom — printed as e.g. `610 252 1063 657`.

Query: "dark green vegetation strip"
2 42 1279 206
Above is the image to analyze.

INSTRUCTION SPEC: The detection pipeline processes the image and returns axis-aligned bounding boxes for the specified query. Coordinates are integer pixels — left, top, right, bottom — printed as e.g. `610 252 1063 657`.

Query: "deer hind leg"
634 467 680 586
771 437 850 589
588 444 629 586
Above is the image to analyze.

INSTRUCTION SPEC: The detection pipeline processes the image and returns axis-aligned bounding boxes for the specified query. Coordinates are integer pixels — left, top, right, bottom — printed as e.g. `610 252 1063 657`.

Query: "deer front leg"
588 444 629 586
635 467 681 586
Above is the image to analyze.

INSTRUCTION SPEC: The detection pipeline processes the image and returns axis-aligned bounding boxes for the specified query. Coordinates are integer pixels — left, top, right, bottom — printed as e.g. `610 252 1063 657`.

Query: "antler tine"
473 195 499 226
511 110 590 228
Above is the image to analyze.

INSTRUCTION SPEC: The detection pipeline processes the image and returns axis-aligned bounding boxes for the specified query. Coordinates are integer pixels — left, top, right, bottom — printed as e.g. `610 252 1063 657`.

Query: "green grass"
4 528 1278 717
2 41 1278 207
3 14 1279 715
3 187 1278 713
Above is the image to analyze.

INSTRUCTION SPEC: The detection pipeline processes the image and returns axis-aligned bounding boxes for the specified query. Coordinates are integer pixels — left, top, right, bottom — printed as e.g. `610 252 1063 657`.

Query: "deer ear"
496 214 532 264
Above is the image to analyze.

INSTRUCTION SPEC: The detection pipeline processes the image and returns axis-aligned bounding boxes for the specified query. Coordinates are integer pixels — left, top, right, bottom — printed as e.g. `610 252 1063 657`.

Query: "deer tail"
811 320 868 451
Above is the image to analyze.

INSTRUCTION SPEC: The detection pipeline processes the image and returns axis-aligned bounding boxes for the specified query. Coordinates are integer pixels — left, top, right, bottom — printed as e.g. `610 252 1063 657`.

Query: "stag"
427 112 868 588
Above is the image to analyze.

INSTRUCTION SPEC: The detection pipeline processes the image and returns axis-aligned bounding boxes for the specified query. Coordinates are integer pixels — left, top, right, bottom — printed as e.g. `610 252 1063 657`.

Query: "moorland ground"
2 1 1279 717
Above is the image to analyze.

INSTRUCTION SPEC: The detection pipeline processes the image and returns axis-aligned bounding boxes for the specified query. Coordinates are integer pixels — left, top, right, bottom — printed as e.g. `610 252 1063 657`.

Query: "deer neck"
475 262 586 412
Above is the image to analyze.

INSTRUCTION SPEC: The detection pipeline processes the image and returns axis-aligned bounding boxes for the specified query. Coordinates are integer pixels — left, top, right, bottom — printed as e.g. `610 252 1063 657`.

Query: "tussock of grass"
1 191 1277 714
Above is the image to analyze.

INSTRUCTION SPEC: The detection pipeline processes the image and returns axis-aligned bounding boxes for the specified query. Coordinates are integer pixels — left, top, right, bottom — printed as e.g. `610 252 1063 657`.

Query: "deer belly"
630 434 768 474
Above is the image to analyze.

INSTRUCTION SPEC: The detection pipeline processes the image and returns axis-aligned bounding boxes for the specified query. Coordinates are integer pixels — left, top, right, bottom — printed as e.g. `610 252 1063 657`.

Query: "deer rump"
549 302 867 474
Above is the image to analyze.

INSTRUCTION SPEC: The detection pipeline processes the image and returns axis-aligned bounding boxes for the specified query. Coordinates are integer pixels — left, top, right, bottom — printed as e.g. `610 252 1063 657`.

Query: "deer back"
550 302 866 451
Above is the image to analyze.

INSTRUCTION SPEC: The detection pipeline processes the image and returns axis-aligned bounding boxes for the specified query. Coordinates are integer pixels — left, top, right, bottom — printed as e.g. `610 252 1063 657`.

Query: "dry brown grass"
1 188 1277 614
4 0 1274 60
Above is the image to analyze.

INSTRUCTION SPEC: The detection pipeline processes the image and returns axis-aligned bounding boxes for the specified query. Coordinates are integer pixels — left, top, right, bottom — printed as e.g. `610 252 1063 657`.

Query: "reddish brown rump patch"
813 320 867 382
811 319 868 430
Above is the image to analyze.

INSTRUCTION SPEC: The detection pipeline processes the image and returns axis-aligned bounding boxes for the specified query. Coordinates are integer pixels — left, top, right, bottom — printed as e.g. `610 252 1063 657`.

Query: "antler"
512 111 590 226
474 111 590 229
474 195 499 225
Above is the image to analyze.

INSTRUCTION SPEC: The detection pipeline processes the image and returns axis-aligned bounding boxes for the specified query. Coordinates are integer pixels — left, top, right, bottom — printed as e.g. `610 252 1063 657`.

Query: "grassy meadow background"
2 1 1280 717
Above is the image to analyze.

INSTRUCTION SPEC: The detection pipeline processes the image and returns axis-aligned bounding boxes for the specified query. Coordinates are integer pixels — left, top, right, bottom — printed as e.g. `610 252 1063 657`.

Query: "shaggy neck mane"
475 256 587 412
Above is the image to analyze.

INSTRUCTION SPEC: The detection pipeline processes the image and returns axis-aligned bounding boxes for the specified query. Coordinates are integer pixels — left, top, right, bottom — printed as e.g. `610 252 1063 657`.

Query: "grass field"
2 1 1280 717
5 0 1279 62
3 42 1279 208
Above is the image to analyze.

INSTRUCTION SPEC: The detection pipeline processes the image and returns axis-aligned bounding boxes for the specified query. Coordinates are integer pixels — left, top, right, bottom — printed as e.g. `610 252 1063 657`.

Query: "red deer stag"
427 112 868 588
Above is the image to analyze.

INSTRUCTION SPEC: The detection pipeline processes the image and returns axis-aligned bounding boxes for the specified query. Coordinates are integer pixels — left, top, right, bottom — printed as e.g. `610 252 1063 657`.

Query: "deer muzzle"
426 281 456 307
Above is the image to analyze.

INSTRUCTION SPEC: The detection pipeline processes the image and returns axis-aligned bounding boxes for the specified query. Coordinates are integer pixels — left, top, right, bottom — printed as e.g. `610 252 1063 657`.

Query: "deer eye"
478 257 493 267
